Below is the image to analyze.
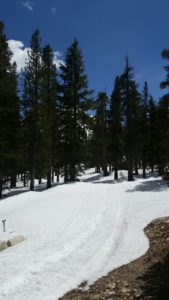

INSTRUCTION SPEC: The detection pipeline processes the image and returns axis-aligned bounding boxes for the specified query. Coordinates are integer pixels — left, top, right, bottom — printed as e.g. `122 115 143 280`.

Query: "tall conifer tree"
93 92 109 176
140 81 149 178
109 76 123 179
41 44 58 188
120 58 140 181
60 38 92 182
0 22 20 197
160 49 169 89
22 29 42 190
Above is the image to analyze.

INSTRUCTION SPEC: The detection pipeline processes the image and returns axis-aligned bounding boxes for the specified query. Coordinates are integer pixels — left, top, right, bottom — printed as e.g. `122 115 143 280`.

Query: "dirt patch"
59 217 169 300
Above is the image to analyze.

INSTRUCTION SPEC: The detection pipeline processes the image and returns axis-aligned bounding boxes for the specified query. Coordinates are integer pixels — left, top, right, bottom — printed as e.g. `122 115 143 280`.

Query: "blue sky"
1 0 169 99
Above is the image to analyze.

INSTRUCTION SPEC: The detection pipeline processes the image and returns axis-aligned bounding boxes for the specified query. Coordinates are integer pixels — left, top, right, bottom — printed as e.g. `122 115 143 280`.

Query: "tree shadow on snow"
139 253 169 300
134 172 159 180
81 171 128 184
1 182 63 200
80 173 103 182
93 177 127 184
1 189 30 200
126 179 168 193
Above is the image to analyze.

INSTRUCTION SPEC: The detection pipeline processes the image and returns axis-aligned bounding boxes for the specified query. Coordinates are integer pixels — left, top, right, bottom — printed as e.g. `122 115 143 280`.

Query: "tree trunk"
143 167 146 178
134 161 139 176
114 169 118 180
0 173 2 199
159 165 164 176
23 173 26 187
70 164 76 181
39 178 42 185
10 173 17 188
47 169 51 189
56 170 59 183
51 171 54 183
142 161 146 178
30 168 35 191
102 164 108 177
114 160 118 180
128 158 134 181
64 165 68 183
96 165 100 173
142 150 146 178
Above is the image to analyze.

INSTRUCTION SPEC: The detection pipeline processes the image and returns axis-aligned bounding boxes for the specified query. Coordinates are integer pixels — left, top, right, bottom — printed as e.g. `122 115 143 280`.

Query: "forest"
0 20 169 198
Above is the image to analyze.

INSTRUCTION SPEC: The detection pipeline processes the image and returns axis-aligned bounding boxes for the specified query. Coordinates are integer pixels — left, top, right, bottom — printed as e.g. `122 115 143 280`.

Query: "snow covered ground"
0 169 169 300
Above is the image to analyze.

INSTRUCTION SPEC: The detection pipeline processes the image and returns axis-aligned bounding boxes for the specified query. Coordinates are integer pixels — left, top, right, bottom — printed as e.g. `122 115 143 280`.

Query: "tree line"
0 21 169 197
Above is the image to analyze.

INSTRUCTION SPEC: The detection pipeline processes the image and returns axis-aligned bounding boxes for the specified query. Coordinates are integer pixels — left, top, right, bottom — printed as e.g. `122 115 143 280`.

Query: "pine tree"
93 92 109 176
120 58 140 181
59 38 92 182
22 29 42 191
147 96 157 172
109 76 123 179
0 22 21 197
157 47 169 174
41 44 58 188
8 62 21 188
140 81 149 178
156 95 169 174
160 49 169 89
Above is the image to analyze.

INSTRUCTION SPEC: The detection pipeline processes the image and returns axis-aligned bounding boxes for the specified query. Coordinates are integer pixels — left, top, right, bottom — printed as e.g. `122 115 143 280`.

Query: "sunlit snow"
0 169 169 300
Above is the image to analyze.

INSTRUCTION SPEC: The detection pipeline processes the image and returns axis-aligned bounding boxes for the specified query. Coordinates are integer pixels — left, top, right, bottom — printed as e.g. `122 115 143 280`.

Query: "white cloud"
53 51 64 68
22 1 34 11
50 7 56 15
8 39 64 72
8 40 29 72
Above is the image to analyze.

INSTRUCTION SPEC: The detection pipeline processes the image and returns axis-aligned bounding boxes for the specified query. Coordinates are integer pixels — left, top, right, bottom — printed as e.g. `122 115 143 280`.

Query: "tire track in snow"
0 177 131 300
0 185 110 300
75 186 129 283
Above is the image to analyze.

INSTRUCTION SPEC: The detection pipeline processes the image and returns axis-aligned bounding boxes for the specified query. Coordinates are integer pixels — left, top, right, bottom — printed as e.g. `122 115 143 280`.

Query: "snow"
0 170 169 300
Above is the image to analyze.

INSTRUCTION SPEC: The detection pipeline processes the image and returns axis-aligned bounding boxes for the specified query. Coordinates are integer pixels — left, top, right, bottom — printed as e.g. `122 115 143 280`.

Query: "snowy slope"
0 170 169 300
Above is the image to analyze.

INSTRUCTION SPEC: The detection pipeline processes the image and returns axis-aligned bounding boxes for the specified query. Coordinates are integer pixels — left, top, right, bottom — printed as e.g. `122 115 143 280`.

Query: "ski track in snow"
0 170 169 299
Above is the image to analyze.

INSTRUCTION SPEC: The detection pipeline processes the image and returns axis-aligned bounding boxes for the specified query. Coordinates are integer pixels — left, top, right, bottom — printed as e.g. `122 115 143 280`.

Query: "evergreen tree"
93 92 109 176
59 38 92 182
0 22 21 197
160 49 169 89
120 58 140 181
22 29 42 191
156 95 169 174
109 76 123 179
8 62 21 188
157 47 169 173
41 44 58 188
147 97 157 172
140 81 149 178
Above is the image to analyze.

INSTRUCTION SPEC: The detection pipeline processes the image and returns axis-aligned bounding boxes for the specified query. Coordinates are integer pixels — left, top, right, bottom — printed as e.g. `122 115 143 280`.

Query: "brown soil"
59 217 169 300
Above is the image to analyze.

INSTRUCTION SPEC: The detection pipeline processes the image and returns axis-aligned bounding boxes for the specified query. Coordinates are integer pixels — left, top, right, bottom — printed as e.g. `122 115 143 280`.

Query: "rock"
124 282 129 287
107 282 116 290
121 287 130 294
135 293 141 298
89 294 100 300
152 216 169 224
0 240 7 251
7 235 25 247
106 290 115 296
